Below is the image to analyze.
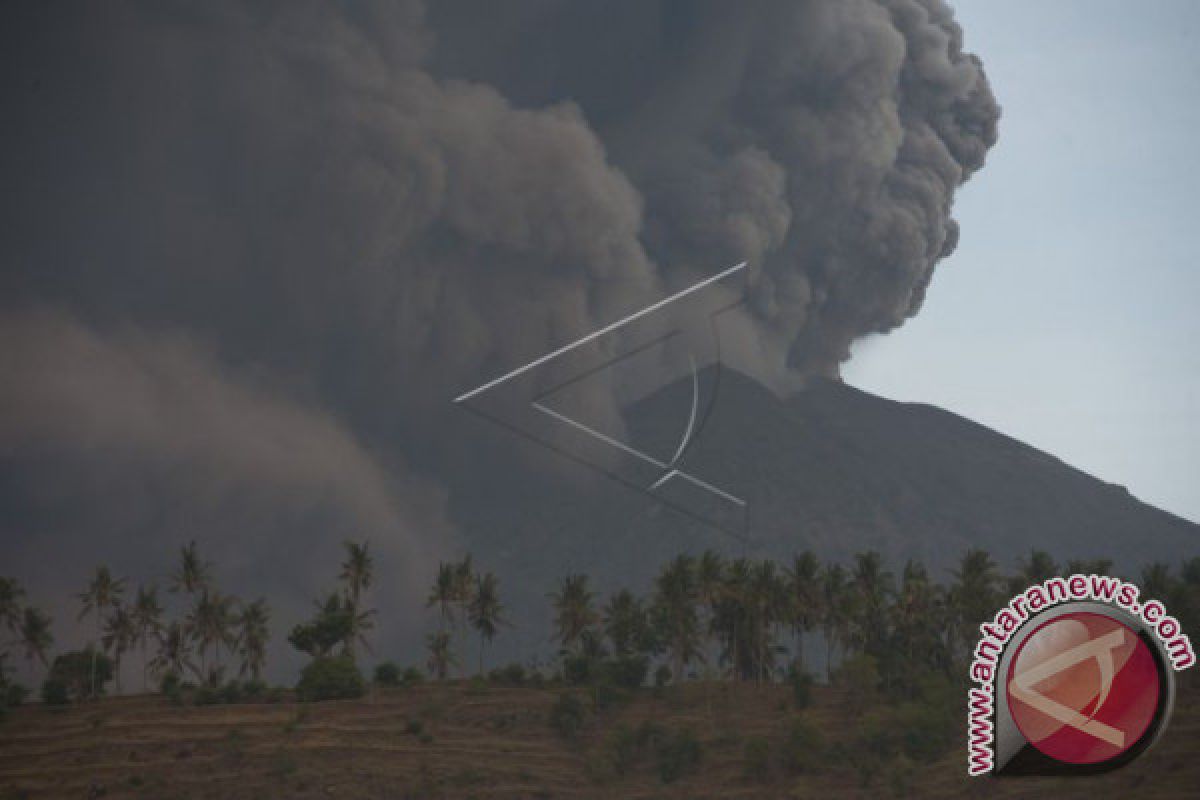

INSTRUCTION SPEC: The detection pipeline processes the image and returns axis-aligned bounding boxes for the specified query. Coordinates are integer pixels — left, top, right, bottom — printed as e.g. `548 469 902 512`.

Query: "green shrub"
193 685 221 706
780 714 826 775
5 684 29 707
45 649 113 702
220 680 243 704
488 662 527 686
653 664 672 689
742 736 771 782
41 678 69 706
404 718 424 736
789 667 814 709
562 654 593 686
296 655 365 702
159 671 181 696
549 692 587 740
374 661 402 687
401 667 424 686
656 727 701 784
604 655 649 689
242 679 268 699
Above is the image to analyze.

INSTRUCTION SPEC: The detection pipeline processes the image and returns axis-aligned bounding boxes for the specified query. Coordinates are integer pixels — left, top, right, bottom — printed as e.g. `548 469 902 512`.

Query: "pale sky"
845 0 1200 523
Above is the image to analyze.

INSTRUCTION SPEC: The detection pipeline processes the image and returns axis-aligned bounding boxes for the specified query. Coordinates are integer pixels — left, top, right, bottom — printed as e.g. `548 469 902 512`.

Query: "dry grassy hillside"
1 682 1196 799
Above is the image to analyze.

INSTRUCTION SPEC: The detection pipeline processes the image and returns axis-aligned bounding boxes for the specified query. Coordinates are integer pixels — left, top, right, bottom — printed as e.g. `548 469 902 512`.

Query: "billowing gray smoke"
0 0 997 673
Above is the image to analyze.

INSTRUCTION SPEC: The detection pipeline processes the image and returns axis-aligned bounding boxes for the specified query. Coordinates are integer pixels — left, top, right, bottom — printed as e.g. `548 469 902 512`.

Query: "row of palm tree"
0 542 271 698
4 546 1198 698
524 549 1200 694
424 556 506 678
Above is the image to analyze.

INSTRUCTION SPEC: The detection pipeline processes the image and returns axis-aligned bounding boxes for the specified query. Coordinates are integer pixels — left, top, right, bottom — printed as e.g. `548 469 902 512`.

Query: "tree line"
2 544 1198 708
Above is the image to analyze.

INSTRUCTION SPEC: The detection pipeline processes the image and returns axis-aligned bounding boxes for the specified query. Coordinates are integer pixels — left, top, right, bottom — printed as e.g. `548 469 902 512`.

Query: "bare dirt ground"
1 681 1196 799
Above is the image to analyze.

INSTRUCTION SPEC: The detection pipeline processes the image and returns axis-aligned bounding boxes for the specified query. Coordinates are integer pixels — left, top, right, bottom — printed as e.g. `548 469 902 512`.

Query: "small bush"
780 714 826 775
5 683 29 708
401 667 424 686
604 655 649 689
242 679 268 699
654 664 672 689
742 736 771 782
656 727 701 784
41 678 69 706
159 672 181 696
562 654 593 686
789 667 814 709
404 718 424 736
374 661 402 687
220 681 243 704
296 655 365 702
549 692 587 740
193 686 221 706
488 662 527 686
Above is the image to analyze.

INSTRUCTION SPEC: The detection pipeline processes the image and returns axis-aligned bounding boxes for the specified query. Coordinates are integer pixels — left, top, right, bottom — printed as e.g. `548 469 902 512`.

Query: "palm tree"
131 585 163 692
785 551 821 672
948 548 1000 662
712 558 752 680
102 605 137 694
78 566 126 698
188 590 236 682
426 631 456 680
695 550 725 667
1010 549 1058 593
340 540 373 609
549 573 599 653
170 540 212 596
17 606 53 685
653 555 703 682
603 589 648 657
427 562 457 632
233 599 270 680
151 621 198 682
468 572 505 674
0 577 25 637
848 551 892 657
452 556 475 674
819 563 848 682
1141 563 1173 603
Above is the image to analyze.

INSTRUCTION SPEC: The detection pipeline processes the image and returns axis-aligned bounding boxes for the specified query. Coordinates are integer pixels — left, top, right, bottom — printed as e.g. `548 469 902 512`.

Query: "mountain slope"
447 368 1197 647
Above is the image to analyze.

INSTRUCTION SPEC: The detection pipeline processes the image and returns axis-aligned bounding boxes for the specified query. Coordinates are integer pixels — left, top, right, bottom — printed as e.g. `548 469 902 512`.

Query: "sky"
845 0 1200 524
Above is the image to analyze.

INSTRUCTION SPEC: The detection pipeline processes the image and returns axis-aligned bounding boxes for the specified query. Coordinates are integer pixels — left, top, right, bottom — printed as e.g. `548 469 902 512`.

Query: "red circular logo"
1006 611 1160 765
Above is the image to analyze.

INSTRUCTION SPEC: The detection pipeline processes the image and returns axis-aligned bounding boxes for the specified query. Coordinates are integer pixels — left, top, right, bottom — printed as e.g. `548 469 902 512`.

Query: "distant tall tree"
653 555 703 682
151 621 197 681
468 572 505 674
0 576 25 637
334 542 377 660
1141 563 1173 603
891 560 947 693
549 574 599 654
426 631 455 680
78 566 126 698
170 541 212 596
17 606 53 684
427 562 458 636
949 549 1000 662
188 590 236 682
452 556 475 675
102 605 137 694
234 599 271 680
1010 549 1058 593
848 551 892 657
340 540 373 610
712 558 752 680
131 585 163 692
603 589 651 658
695 550 725 663
819 564 848 682
785 551 821 672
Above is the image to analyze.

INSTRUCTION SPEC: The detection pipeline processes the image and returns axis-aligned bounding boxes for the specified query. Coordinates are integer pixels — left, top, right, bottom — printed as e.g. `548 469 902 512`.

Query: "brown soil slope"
1 682 1197 799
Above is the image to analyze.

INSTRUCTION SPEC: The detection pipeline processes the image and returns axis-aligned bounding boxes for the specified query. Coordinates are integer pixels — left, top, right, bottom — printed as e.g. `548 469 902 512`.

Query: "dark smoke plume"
0 0 997 673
